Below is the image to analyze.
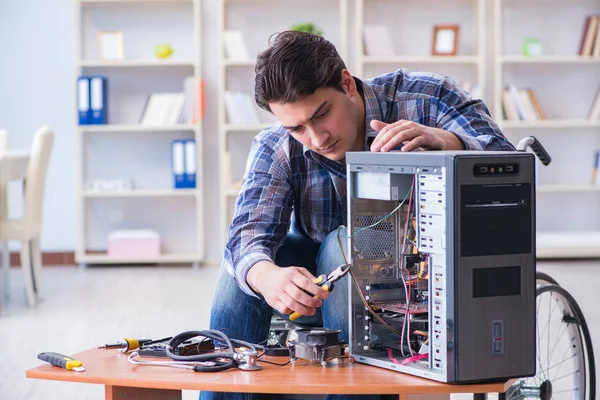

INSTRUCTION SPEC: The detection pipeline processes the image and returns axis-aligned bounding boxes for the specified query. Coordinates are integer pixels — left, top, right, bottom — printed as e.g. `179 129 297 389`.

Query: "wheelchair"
503 271 596 400
268 137 596 400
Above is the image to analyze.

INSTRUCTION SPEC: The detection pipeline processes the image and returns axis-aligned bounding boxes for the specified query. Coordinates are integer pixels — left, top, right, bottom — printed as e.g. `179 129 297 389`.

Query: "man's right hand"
247 260 330 316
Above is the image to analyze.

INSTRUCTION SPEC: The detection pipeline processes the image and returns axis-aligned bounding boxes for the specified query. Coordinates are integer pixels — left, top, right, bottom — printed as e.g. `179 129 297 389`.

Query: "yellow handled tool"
289 264 350 321
98 337 152 353
37 352 85 372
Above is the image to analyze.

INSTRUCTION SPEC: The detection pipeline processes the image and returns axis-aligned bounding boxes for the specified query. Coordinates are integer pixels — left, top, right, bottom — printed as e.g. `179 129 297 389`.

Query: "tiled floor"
1 260 597 400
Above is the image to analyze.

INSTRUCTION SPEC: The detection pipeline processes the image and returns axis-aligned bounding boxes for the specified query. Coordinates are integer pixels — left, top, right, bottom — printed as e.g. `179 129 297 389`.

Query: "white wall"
0 0 77 252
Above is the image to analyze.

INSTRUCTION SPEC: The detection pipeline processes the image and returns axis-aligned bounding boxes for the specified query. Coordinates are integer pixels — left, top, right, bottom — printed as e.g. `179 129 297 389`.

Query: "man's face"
269 73 363 162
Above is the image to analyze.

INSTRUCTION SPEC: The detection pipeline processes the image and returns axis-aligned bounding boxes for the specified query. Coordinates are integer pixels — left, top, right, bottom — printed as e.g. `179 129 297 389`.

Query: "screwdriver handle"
38 352 83 370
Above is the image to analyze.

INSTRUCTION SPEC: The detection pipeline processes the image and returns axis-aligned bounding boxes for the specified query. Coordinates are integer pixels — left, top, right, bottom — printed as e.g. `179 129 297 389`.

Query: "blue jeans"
200 230 381 400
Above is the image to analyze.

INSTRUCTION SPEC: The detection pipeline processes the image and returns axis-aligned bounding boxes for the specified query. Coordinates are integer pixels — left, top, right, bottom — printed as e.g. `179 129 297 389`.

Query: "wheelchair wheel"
507 284 596 400
536 271 559 287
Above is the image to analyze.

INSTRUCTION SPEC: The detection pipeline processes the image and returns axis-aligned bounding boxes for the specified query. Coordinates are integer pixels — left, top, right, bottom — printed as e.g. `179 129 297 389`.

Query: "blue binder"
77 76 91 125
171 140 186 189
90 76 107 125
171 139 197 189
184 139 197 189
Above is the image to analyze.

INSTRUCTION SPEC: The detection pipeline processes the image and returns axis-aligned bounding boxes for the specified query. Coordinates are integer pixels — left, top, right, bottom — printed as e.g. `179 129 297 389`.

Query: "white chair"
0 129 7 309
0 126 55 307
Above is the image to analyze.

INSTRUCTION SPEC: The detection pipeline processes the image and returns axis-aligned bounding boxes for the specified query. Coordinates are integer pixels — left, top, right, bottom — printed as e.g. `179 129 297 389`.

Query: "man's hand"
370 120 465 152
247 260 330 316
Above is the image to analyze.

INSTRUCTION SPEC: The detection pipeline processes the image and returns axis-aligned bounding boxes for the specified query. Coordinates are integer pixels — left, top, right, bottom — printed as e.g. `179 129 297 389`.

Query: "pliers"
289 264 351 321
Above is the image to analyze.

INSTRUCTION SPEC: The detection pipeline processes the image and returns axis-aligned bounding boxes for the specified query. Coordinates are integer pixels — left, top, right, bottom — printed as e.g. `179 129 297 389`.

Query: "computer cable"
165 329 260 372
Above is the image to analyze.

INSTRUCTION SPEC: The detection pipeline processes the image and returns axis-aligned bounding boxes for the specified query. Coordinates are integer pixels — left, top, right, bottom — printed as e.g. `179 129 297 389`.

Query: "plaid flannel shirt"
223 68 515 297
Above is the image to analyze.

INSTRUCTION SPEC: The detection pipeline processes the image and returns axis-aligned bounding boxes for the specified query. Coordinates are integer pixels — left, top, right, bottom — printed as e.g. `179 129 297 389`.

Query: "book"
502 89 519 121
224 91 260 125
223 30 250 61
526 88 545 120
593 18 600 57
519 89 538 121
588 85 600 120
592 149 600 185
581 16 599 56
579 16 592 55
507 84 528 120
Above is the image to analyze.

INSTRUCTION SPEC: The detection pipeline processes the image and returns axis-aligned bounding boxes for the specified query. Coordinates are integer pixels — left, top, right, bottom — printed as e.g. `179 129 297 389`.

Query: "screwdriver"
37 352 85 372
98 338 152 353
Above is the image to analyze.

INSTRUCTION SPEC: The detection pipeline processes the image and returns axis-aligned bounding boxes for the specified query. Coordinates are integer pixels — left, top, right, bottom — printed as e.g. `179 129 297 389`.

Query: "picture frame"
432 25 459 56
97 30 124 60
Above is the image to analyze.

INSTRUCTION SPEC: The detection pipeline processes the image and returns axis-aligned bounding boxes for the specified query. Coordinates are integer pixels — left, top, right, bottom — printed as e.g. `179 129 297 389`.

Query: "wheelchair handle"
516 136 551 166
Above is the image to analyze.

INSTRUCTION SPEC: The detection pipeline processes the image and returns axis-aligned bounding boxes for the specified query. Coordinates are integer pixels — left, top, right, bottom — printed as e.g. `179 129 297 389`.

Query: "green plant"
290 23 323 36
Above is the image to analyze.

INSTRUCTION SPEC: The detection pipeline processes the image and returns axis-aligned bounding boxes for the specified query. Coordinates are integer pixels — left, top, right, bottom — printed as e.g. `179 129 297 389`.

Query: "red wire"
401 353 428 366
401 179 415 357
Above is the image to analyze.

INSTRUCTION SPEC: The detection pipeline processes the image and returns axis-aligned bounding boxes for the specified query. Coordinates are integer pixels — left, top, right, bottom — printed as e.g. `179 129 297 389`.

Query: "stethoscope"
127 329 261 372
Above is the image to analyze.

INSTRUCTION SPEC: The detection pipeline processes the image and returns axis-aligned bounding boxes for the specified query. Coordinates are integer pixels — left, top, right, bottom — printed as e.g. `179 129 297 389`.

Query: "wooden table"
26 348 514 400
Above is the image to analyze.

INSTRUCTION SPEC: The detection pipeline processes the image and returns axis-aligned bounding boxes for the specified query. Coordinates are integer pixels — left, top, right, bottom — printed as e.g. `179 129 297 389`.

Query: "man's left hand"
369 119 465 152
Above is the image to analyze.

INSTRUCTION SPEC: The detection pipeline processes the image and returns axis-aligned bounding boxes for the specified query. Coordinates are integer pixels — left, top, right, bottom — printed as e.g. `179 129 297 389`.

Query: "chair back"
24 125 55 237
0 130 8 220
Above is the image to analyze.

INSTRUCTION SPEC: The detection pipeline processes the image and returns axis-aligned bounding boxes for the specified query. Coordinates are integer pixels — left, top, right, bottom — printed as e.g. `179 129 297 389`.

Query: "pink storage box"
107 229 161 259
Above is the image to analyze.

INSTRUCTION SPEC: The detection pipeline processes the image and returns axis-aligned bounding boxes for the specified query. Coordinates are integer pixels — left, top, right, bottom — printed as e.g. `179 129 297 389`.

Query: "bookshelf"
493 0 600 259
355 0 487 101
217 0 349 242
74 0 204 265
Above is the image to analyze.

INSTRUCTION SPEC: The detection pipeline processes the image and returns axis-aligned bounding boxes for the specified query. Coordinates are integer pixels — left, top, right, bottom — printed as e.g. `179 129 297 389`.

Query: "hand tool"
289 263 351 321
98 337 152 353
37 352 85 372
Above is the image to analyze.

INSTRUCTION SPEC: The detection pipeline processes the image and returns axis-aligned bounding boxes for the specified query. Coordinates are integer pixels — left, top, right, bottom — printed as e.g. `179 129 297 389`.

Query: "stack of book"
579 15 600 57
139 77 204 126
501 84 545 121
224 91 260 125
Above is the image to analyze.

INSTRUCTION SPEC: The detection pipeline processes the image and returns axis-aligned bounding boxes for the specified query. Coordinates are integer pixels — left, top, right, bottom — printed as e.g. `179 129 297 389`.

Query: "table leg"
105 385 182 400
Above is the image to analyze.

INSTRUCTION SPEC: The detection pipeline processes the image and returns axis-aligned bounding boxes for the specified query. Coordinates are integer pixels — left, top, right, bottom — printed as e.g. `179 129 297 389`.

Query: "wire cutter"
289 264 351 321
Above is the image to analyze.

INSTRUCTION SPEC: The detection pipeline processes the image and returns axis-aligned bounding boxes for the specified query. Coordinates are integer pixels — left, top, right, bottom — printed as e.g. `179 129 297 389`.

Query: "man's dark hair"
254 31 347 112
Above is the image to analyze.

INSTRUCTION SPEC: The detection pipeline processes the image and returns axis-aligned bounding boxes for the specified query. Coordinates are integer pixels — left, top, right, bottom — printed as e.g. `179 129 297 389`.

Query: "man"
203 31 514 400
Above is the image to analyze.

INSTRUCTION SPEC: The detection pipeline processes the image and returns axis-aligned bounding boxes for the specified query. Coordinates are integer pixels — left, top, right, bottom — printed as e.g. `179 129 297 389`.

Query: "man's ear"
340 69 356 95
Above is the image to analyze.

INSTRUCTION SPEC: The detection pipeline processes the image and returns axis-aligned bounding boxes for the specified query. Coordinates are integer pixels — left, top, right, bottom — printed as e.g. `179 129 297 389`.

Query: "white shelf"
537 184 600 193
495 0 600 260
362 55 481 64
79 124 197 133
224 123 273 132
537 231 600 259
224 59 256 67
500 120 600 129
75 0 205 265
79 60 196 68
81 0 193 3
83 189 197 198
501 55 600 64
218 0 350 245
78 253 203 264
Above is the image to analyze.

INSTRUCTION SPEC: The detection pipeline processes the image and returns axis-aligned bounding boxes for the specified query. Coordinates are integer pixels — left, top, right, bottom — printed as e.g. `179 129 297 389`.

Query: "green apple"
155 44 173 59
